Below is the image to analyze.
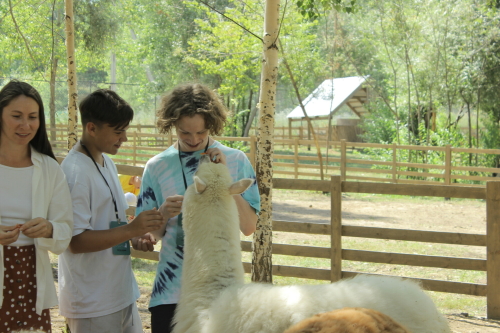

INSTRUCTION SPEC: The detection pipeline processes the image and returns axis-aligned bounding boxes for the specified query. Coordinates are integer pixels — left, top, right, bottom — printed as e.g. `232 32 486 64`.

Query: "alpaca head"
181 155 254 233
190 155 254 197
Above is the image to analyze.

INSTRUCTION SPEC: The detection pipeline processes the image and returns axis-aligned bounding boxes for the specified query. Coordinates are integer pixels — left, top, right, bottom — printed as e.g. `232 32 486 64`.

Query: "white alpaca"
173 156 451 333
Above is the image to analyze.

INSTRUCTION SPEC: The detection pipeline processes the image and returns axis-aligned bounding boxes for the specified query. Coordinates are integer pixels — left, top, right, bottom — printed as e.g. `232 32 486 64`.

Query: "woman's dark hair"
0 80 56 160
79 89 133 129
156 83 228 135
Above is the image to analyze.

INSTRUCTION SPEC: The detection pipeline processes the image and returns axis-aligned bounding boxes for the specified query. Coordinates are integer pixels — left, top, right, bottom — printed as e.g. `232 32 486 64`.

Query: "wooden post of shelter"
252 0 280 283
487 181 500 319
340 139 347 181
64 0 78 150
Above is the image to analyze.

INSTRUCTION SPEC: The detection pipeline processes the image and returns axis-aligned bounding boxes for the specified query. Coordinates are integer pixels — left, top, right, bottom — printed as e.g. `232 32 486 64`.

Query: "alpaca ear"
194 176 207 194
229 179 254 195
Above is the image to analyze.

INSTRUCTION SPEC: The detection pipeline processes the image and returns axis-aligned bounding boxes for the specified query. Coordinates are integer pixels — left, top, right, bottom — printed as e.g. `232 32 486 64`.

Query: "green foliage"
359 100 398 144
296 0 357 19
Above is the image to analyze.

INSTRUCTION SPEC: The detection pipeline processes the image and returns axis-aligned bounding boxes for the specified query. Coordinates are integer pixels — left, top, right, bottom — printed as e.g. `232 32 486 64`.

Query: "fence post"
392 143 398 183
288 118 292 149
137 124 142 146
250 135 257 169
330 175 342 282
340 139 347 181
487 181 500 319
445 145 452 185
133 131 137 166
294 138 299 179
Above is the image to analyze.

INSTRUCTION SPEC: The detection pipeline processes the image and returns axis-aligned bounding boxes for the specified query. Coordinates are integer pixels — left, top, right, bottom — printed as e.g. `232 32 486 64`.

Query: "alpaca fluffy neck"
179 193 245 314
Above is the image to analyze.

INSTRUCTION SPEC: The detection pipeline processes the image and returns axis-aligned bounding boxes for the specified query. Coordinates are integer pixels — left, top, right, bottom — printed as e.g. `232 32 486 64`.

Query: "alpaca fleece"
283 307 411 333
173 156 451 333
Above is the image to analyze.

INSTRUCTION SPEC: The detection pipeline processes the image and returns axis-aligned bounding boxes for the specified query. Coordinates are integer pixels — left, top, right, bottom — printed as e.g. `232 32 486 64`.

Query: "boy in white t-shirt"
59 89 163 333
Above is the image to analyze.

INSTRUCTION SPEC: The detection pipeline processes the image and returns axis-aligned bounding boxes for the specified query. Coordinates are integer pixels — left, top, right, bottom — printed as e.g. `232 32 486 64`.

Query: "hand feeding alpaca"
283 307 411 333
173 155 451 333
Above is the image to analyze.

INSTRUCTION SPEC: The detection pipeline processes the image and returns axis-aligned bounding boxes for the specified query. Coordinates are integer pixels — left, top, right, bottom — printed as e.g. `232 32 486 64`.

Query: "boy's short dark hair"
79 89 133 129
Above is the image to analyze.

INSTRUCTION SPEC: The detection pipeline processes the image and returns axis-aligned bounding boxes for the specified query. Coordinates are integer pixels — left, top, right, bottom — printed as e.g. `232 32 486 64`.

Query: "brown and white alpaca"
283 307 411 333
173 155 451 333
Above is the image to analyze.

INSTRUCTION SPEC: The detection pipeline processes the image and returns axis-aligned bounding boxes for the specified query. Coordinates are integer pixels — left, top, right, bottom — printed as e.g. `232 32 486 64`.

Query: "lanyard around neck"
80 141 120 221
178 138 210 190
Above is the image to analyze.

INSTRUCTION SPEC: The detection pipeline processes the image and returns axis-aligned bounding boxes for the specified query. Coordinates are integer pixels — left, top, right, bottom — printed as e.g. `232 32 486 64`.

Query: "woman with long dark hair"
0 80 73 332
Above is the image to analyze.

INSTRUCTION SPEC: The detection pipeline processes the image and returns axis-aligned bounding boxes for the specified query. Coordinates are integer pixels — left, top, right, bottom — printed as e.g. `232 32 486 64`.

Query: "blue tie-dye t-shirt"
136 141 260 308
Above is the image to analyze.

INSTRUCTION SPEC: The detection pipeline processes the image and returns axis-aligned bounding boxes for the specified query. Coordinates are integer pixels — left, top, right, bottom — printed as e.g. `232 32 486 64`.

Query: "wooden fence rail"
116 162 500 319
51 126 500 187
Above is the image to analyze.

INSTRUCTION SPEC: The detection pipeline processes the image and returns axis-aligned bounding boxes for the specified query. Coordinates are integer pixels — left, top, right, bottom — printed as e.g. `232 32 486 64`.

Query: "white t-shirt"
0 164 35 246
59 148 140 318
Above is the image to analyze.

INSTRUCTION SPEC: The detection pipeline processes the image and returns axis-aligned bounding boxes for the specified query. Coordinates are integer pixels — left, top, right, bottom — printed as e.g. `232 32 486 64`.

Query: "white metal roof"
287 76 368 119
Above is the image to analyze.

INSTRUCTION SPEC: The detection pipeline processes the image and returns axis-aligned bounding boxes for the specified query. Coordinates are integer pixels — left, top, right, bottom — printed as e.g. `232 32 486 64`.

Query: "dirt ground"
49 191 500 333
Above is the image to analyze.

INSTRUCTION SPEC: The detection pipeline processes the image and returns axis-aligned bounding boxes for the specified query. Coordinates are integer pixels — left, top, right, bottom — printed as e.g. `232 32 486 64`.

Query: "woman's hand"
204 148 226 165
20 217 53 239
0 225 21 245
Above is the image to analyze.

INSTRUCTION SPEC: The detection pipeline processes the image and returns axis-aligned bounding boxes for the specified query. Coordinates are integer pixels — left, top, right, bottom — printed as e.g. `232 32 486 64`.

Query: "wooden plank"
396 162 445 170
342 181 485 199
345 176 393 183
345 159 393 166
391 143 398 184
343 225 486 246
397 170 445 178
451 174 496 182
242 262 331 280
393 144 447 152
341 272 486 296
342 249 486 271
131 249 159 261
273 220 330 235
331 176 342 282
453 165 500 173
445 145 452 186
116 165 144 176
341 140 347 180
487 181 500 319
453 147 500 154
273 178 330 192
346 167 393 175
241 241 330 258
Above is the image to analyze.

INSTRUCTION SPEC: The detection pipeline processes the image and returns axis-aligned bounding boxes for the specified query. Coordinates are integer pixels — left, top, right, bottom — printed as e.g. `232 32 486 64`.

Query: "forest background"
1 0 500 164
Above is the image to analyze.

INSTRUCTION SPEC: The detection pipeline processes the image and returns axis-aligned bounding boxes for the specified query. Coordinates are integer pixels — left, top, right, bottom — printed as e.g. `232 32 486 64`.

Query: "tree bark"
49 57 58 142
252 0 280 283
65 0 78 150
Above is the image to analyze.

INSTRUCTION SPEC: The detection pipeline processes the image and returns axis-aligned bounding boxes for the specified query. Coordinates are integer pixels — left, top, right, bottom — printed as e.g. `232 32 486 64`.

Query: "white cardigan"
0 148 73 315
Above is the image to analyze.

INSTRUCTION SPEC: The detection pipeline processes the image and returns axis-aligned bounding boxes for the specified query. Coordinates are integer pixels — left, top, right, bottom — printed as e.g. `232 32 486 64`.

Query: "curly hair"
156 83 228 135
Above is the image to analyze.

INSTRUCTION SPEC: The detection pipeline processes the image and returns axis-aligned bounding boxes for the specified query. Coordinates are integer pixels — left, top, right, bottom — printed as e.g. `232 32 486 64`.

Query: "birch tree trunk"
65 0 78 150
49 57 58 142
252 0 280 283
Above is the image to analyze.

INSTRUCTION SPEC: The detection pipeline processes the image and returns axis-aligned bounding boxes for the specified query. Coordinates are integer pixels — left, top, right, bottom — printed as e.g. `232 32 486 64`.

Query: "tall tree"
252 0 280 283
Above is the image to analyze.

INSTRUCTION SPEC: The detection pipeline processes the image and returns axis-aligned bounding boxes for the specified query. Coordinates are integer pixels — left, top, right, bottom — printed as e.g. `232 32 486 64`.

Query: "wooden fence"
120 161 500 319
51 125 500 187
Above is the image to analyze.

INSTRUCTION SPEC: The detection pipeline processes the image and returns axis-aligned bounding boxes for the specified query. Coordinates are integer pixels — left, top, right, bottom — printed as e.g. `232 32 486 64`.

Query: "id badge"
176 213 185 247
110 221 131 255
